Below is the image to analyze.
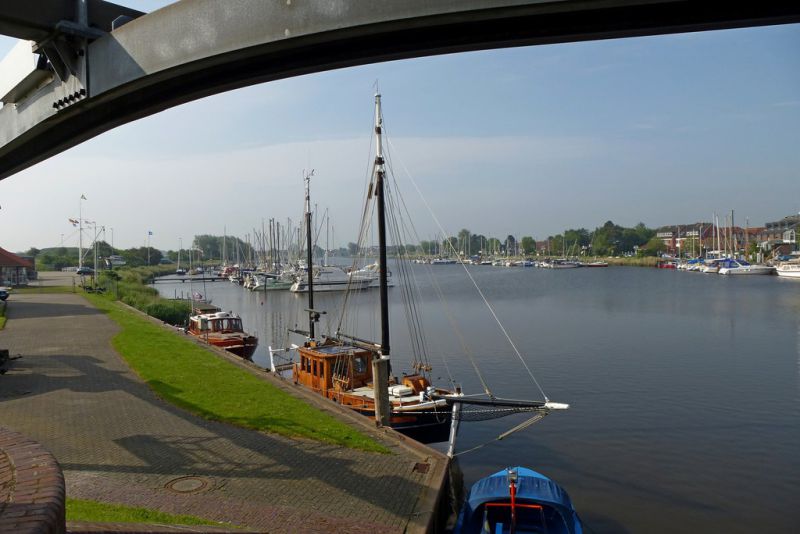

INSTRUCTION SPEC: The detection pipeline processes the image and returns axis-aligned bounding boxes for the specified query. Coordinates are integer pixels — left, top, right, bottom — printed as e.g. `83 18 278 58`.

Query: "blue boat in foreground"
456 466 583 534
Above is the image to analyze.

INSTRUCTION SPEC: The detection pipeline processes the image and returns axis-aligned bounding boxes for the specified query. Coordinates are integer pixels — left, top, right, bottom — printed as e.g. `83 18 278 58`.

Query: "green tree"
457 229 471 254
470 234 486 255
520 236 535 255
445 236 458 256
121 247 162 267
486 238 501 255
504 235 517 255
642 237 667 256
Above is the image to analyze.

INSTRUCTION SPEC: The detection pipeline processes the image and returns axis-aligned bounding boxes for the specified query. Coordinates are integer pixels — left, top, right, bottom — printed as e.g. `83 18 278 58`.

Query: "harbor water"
154 264 800 533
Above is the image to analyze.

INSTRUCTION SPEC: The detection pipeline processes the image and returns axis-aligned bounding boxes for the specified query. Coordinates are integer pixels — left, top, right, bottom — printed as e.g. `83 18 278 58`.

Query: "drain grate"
165 476 211 494
413 462 430 474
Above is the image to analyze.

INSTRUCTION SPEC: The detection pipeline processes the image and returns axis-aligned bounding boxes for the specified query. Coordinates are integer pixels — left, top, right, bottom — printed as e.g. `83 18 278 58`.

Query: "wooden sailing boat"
288 95 453 439
286 93 567 449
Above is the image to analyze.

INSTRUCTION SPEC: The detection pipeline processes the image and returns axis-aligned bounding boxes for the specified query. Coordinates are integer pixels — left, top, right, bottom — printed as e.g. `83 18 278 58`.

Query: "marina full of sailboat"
157 93 572 453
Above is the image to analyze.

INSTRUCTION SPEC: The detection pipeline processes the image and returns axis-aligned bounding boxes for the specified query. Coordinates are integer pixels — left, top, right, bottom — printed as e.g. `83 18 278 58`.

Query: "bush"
99 267 192 326
145 301 192 326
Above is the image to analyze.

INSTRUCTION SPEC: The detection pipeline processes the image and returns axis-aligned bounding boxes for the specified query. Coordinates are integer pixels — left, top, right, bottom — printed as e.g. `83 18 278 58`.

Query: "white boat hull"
776 264 800 278
719 265 775 275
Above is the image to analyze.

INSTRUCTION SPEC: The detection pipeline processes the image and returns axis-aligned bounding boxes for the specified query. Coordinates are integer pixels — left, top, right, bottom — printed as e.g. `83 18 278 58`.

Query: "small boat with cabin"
717 258 775 275
186 310 258 359
290 265 372 292
455 466 584 534
775 261 800 279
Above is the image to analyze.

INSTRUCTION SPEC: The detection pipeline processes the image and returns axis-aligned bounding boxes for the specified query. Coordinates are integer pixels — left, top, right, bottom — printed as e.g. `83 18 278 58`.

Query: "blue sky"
0 2 798 252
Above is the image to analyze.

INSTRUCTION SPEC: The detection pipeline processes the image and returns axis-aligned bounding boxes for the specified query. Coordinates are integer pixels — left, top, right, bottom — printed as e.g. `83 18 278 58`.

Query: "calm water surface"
155 265 800 533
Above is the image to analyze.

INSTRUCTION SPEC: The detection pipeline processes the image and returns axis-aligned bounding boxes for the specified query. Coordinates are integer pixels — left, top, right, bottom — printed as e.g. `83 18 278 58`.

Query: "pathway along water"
154 265 800 533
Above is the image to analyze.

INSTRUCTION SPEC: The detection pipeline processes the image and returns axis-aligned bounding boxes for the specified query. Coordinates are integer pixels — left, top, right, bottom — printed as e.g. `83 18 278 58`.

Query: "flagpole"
78 195 84 268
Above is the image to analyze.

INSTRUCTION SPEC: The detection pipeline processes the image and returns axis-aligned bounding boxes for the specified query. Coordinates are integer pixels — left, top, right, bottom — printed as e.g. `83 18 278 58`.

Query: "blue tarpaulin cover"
456 467 583 534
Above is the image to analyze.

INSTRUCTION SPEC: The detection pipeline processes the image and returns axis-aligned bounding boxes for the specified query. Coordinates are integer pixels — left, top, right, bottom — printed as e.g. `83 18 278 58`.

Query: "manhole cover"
165 476 211 494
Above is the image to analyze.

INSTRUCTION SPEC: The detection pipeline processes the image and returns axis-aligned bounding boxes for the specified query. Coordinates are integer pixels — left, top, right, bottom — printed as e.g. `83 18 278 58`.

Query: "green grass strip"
14 285 77 294
83 293 388 453
66 498 222 525
0 301 6 330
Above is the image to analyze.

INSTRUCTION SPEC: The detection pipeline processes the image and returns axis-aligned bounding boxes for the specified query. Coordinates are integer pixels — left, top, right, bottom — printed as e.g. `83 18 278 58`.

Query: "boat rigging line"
385 135 550 403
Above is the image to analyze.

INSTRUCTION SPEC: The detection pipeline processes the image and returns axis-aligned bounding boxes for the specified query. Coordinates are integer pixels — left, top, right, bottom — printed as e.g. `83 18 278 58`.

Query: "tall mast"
374 93 390 357
304 170 315 338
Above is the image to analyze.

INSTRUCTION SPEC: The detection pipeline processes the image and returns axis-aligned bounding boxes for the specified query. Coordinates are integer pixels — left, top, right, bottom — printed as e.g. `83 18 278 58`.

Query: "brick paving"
0 293 446 532
0 427 66 534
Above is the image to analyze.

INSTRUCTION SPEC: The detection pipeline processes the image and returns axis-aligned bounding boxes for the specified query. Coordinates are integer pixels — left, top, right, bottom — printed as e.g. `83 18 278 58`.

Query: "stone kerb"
0 427 66 534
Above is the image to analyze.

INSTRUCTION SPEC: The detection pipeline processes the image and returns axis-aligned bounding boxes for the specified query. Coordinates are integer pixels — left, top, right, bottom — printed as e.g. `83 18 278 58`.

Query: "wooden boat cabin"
294 340 451 427
186 311 258 359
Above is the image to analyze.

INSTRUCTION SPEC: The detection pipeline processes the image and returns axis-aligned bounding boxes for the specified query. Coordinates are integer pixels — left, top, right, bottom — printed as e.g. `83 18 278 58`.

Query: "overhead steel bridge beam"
0 0 798 180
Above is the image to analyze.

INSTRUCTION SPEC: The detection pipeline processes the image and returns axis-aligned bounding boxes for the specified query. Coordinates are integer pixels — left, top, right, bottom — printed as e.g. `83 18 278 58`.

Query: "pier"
151 275 226 283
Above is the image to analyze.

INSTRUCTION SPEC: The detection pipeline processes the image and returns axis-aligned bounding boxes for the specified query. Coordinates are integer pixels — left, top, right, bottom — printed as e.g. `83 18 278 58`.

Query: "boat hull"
290 280 371 292
776 265 800 278
190 335 258 360
719 266 775 275
350 404 451 442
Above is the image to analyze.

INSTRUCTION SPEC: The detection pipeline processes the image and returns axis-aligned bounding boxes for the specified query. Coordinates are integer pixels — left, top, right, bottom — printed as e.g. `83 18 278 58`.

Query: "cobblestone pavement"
0 293 445 532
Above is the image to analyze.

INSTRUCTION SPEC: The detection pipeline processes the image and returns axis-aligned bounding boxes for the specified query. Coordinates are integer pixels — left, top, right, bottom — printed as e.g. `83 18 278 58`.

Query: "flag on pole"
80 194 87 200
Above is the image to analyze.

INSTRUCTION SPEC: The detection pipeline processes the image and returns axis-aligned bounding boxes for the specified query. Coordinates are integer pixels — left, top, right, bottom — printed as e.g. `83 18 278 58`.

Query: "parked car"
0 288 9 301
76 267 94 275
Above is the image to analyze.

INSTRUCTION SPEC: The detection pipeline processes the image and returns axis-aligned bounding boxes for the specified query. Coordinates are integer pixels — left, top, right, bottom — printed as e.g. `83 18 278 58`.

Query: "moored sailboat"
280 93 567 447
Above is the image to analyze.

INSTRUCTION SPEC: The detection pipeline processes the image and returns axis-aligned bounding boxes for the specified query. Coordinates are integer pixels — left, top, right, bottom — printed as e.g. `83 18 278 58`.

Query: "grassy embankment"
82 290 388 453
66 498 223 526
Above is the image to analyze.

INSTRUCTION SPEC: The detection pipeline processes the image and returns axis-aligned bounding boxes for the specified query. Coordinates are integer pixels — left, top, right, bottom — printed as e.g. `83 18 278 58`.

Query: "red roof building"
0 247 34 286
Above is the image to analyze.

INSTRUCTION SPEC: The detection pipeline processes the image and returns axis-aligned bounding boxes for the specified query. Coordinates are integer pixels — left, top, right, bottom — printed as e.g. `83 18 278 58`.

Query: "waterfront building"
655 223 713 255
760 214 799 243
757 214 799 258
0 247 34 286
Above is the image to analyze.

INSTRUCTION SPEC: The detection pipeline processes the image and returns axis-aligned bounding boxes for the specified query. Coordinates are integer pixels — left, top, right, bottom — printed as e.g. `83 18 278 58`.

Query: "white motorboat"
290 265 372 292
544 259 580 269
775 262 800 279
251 271 295 291
718 259 775 275
701 259 721 273
349 262 394 288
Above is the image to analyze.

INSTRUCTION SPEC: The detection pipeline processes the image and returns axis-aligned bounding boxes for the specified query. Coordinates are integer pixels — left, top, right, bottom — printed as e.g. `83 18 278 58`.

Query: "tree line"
390 221 662 257
22 221 666 270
